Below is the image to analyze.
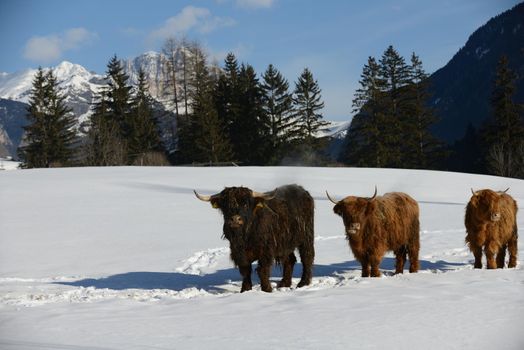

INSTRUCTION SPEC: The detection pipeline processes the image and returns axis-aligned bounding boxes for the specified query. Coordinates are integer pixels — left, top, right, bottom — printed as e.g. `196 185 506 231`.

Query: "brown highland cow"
328 188 420 277
465 188 518 269
195 184 315 292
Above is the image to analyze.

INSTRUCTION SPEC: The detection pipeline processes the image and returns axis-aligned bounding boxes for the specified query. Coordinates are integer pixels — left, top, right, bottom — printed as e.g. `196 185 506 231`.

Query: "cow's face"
469 189 503 222
195 187 269 236
333 197 371 236
212 187 258 232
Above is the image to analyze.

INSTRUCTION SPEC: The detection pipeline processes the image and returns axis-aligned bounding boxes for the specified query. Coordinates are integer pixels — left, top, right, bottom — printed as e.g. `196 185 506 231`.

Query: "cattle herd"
194 184 519 293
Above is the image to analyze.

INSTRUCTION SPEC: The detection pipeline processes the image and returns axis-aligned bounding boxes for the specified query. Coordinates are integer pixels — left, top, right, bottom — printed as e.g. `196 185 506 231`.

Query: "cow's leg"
370 255 382 277
256 261 273 293
508 233 518 268
496 244 506 268
360 256 370 277
297 243 314 288
408 242 420 273
471 244 483 268
278 253 296 288
239 265 253 292
484 241 498 269
394 246 407 274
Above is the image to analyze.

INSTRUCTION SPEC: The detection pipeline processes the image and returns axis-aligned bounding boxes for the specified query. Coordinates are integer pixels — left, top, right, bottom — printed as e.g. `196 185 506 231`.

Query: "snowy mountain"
0 61 105 125
0 166 523 348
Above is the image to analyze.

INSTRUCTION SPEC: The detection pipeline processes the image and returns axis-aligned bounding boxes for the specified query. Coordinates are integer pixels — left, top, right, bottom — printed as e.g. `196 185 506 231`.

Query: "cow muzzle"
228 215 244 229
491 212 501 222
346 223 361 235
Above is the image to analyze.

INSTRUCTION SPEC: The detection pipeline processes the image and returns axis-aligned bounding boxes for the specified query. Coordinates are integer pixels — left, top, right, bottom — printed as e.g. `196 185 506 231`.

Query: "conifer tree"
234 64 267 165
106 55 133 141
341 56 387 167
86 89 126 166
128 68 162 163
482 55 524 177
403 53 443 168
19 67 77 168
292 68 328 147
190 48 233 163
261 64 295 163
378 45 411 167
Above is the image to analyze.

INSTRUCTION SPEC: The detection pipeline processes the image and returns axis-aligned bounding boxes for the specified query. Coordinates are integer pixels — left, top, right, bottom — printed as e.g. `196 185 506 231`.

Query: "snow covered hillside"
0 167 523 349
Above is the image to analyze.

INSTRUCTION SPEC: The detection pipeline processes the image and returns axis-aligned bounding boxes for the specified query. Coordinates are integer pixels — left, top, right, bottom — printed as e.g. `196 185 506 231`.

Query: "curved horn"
471 188 476 195
194 190 212 202
326 191 339 204
252 190 275 200
370 186 377 200
500 187 510 194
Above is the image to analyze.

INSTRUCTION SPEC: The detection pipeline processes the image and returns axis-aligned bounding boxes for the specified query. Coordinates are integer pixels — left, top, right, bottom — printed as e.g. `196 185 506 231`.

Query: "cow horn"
326 191 339 204
501 187 509 193
252 190 274 200
194 190 212 202
471 188 476 195
370 186 377 200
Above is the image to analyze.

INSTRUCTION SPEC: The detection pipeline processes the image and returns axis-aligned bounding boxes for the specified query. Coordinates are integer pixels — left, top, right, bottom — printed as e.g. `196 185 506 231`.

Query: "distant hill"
429 2 524 143
0 98 28 157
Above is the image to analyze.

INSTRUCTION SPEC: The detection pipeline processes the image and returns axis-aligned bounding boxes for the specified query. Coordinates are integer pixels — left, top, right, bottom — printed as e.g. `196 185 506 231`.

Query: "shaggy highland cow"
465 188 518 269
327 188 420 277
195 184 315 292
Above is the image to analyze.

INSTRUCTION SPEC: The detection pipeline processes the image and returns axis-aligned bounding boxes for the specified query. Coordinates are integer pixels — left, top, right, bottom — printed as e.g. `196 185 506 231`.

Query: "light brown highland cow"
465 189 518 269
328 188 420 277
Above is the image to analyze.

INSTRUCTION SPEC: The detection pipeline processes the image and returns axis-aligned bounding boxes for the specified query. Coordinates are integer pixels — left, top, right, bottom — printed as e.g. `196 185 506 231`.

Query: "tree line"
17 40 523 178
19 38 330 168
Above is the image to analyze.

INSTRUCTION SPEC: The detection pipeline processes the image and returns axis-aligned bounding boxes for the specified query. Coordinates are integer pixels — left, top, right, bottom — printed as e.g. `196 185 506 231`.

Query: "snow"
315 120 352 138
0 158 19 170
0 166 523 349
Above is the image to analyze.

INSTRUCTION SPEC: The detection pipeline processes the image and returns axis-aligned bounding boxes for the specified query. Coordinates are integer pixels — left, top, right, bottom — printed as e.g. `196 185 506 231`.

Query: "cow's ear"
366 199 376 215
210 198 220 209
254 196 265 209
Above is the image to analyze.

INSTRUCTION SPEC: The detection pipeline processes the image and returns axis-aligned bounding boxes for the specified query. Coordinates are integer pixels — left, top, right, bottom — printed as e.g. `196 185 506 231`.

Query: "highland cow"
195 184 315 292
328 188 420 277
465 188 518 269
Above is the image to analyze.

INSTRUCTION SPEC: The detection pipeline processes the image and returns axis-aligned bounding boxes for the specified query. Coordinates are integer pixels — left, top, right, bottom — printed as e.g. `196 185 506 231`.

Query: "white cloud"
149 6 235 43
236 0 275 9
23 28 97 63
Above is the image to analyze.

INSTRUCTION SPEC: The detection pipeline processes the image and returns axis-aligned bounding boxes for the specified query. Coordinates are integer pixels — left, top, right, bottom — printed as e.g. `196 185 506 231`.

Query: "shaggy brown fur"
465 189 518 269
197 184 315 292
332 191 420 277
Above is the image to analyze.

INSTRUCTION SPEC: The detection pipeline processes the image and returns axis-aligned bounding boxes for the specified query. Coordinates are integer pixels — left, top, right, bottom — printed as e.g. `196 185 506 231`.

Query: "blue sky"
0 0 520 120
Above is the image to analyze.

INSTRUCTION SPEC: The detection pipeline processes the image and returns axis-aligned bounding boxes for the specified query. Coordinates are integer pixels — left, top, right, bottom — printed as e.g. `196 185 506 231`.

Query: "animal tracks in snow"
0 243 481 307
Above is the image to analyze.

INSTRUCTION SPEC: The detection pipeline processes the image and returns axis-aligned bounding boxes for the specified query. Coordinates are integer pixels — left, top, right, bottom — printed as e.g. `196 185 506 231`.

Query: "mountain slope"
429 2 524 142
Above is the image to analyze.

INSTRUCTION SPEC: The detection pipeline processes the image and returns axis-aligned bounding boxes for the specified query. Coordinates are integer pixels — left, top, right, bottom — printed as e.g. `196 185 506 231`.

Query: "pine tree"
190 48 233 163
234 64 267 165
85 89 126 166
128 68 162 164
482 55 524 177
261 64 295 164
85 55 132 166
18 67 77 168
342 56 388 167
292 68 328 153
378 45 411 167
403 53 443 169
106 55 133 141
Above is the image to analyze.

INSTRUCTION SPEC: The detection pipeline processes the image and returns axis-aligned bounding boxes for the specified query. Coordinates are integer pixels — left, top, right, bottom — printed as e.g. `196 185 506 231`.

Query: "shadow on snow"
56 258 467 293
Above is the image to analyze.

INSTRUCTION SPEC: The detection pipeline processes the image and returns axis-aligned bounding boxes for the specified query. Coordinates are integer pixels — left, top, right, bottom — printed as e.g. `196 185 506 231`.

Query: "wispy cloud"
149 6 235 44
235 0 275 9
23 28 97 63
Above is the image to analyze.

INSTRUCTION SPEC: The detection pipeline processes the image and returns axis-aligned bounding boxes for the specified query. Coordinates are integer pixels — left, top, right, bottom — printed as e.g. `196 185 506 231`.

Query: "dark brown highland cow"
327 188 420 277
465 188 518 269
195 184 315 292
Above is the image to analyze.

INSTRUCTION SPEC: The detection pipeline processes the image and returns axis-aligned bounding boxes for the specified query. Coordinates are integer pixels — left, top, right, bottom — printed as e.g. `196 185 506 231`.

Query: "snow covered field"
0 166 523 349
